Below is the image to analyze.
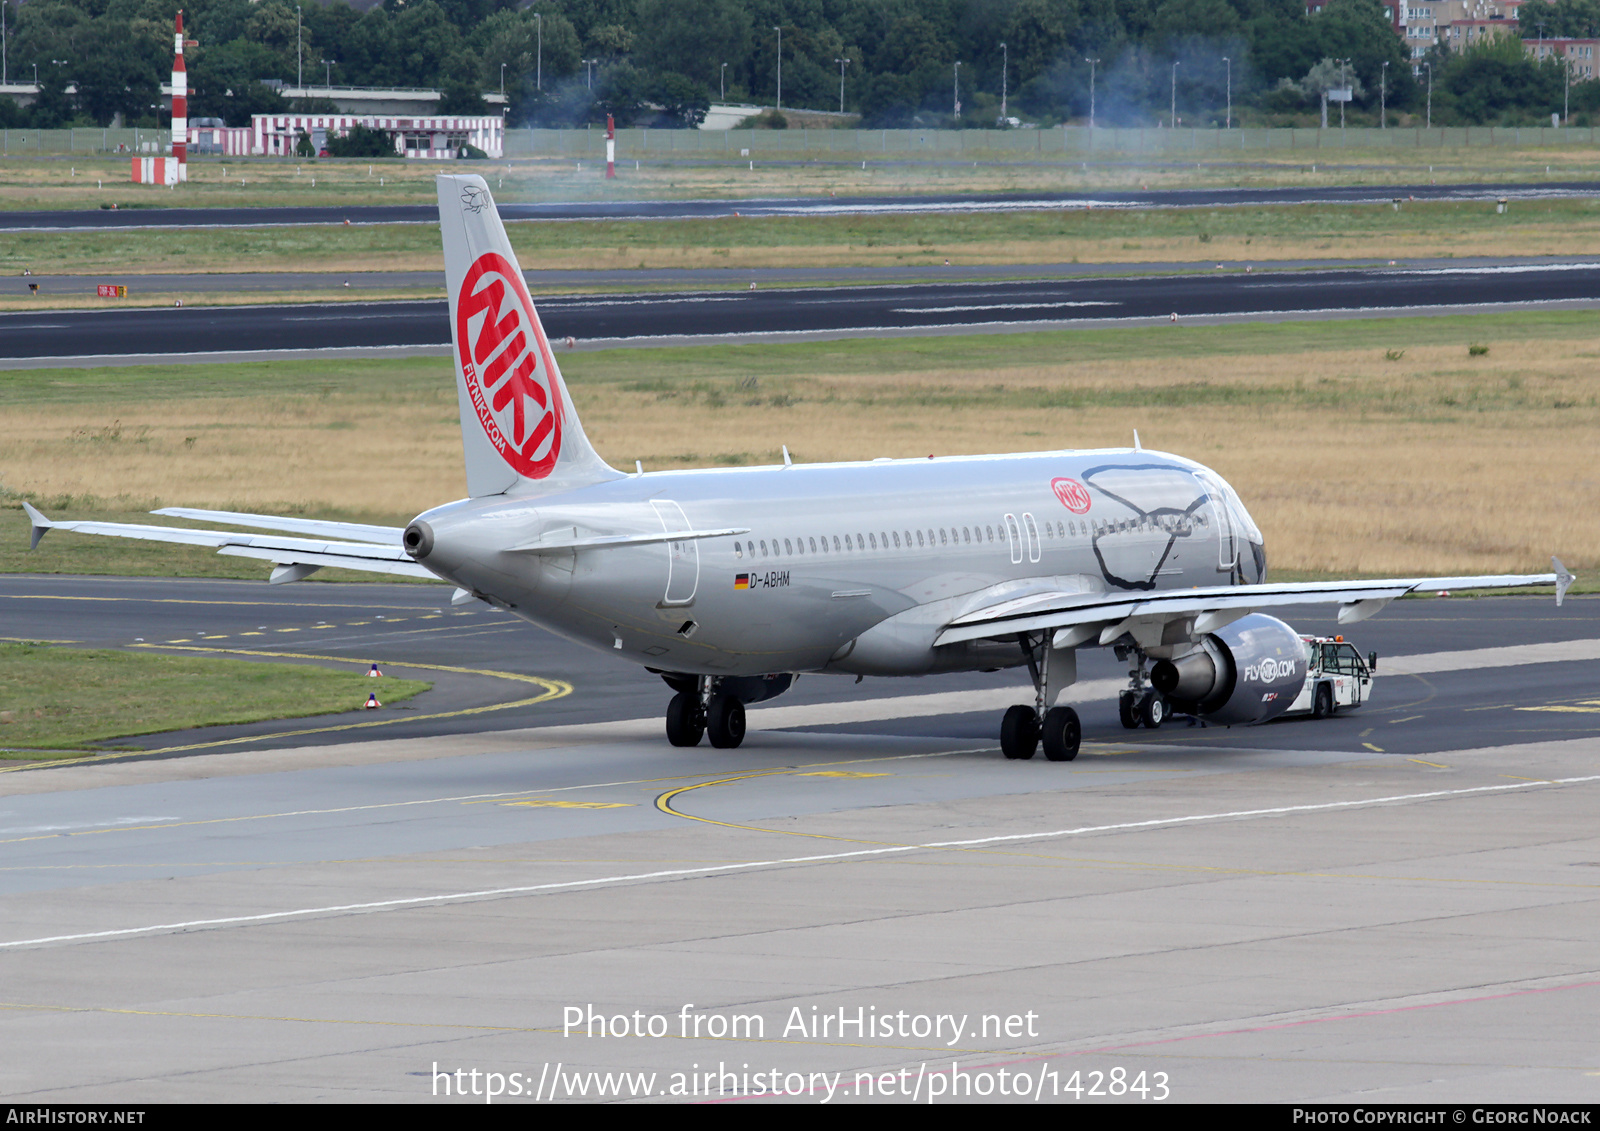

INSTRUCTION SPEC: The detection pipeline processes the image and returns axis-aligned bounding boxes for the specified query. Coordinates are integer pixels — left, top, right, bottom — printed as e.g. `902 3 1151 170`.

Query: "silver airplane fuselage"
410 447 1267 680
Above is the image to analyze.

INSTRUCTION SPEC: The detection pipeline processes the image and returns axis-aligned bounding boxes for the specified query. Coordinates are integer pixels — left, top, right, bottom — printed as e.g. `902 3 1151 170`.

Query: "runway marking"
500 800 634 809
1517 699 1600 713
1362 743 1385 753
0 647 570 773
0 593 442 611
0 749 970 844
7 773 1598 949
1387 716 1424 724
1407 758 1451 769
796 771 889 778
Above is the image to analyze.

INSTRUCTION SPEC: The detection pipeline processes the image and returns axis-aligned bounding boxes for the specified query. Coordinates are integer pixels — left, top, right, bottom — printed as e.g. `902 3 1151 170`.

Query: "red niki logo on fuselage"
457 251 563 479
1051 477 1092 514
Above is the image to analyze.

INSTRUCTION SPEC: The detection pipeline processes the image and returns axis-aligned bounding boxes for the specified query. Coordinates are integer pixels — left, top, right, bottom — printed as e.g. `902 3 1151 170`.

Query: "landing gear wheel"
1041 706 1082 762
665 691 705 747
1140 692 1168 730
1312 683 1334 719
1000 705 1040 760
1119 691 1139 730
706 694 746 749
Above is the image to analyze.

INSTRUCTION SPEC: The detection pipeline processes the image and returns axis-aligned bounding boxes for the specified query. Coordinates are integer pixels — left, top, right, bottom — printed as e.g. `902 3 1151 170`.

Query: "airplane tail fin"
437 174 620 497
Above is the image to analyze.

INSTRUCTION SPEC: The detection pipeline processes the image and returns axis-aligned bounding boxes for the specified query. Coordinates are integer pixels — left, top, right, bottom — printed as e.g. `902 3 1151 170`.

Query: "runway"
3 181 1596 229
8 259 1600 361
0 576 1596 1102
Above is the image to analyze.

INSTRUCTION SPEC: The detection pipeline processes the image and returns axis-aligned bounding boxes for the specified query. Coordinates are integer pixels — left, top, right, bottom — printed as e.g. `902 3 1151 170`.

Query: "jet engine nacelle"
1150 613 1306 726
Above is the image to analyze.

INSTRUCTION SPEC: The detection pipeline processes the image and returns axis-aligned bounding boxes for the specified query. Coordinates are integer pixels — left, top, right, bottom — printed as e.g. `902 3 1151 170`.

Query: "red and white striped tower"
605 113 615 178
170 9 188 182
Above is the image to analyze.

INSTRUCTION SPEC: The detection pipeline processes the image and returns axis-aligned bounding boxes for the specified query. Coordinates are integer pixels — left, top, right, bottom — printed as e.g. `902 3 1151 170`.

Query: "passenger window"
870 533 878 549
833 535 841 552
760 540 768 557
784 539 793 554
892 532 901 548
735 542 744 558
917 530 925 547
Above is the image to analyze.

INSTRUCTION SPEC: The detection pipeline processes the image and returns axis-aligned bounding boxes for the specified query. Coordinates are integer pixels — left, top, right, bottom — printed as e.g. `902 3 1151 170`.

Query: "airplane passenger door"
1021 512 1042 564
651 500 699 607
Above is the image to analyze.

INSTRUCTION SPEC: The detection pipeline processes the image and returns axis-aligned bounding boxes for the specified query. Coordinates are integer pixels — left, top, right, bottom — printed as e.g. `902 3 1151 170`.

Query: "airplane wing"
934 561 1575 649
23 502 434 584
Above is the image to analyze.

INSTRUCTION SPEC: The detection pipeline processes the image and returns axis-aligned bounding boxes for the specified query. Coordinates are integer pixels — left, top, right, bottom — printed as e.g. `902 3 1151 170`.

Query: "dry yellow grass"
4 330 1595 579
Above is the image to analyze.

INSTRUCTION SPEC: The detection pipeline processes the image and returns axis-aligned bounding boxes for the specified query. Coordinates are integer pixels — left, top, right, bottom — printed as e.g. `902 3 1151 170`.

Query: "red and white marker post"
606 114 616 179
131 10 188 185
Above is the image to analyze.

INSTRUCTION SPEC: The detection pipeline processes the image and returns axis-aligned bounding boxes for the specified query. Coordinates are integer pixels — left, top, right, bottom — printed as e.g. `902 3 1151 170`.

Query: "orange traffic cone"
365 693 381 709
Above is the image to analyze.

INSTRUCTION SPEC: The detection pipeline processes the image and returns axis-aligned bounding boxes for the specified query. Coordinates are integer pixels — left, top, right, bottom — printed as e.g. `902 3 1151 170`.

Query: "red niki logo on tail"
457 252 564 478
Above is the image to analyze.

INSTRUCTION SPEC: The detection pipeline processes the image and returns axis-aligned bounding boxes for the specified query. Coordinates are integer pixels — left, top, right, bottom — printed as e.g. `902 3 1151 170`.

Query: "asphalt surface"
5 259 1600 359
1 574 1592 759
5 253 1590 300
4 181 1596 229
2 576 1597 1102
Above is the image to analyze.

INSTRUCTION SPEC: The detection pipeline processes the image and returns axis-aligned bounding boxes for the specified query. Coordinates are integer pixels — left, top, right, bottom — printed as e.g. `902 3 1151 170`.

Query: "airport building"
187 113 505 159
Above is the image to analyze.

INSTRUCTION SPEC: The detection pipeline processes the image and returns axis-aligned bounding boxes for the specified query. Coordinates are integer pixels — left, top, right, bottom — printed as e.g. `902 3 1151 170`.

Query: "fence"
0 128 172 155
502 124 1600 161
6 124 1597 158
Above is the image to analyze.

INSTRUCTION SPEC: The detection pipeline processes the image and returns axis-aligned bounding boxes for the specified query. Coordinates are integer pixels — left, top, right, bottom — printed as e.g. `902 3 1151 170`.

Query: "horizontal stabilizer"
20 504 434 584
153 508 404 544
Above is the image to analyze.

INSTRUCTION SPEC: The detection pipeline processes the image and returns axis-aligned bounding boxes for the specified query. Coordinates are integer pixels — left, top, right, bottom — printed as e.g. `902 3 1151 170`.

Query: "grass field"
0 642 428 755
6 139 1600 212
7 197 1600 285
3 310 1596 583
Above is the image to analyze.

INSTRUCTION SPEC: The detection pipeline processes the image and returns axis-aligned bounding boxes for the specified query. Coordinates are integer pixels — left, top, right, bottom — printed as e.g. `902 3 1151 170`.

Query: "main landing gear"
1116 646 1168 730
666 676 746 749
999 635 1082 762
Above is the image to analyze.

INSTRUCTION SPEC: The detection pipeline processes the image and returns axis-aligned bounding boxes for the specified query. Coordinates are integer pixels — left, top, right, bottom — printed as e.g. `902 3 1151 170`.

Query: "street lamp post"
500 62 505 97
322 59 332 88
1381 60 1388 128
773 26 782 111
1085 57 1098 128
1223 55 1231 128
834 58 849 114
721 62 727 101
1423 60 1432 129
1171 60 1179 128
584 58 595 91
1000 41 1008 120
953 60 961 118
535 13 542 91
296 5 302 91
1338 58 1348 129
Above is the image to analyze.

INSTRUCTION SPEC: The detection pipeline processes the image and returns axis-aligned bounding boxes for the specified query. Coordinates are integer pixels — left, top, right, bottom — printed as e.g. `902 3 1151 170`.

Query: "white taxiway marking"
5 775 1595 949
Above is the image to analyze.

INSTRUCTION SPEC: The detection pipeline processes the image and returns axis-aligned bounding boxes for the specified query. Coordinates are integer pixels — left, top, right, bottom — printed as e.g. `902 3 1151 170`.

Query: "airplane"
23 173 1576 762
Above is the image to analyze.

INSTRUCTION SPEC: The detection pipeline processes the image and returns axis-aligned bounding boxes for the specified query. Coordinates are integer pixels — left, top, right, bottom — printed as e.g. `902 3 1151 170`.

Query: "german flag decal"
734 574 750 589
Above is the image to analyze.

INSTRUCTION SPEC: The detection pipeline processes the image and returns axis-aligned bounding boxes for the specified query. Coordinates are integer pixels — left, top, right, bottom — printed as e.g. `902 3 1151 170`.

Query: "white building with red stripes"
247 114 503 158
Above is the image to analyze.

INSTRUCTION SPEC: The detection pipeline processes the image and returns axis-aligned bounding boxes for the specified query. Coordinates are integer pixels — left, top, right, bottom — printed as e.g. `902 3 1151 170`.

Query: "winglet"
21 501 53 551
1553 556 1575 606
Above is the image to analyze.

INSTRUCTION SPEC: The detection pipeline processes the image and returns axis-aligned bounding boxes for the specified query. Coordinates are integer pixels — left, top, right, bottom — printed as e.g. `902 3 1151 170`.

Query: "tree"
327 123 398 157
